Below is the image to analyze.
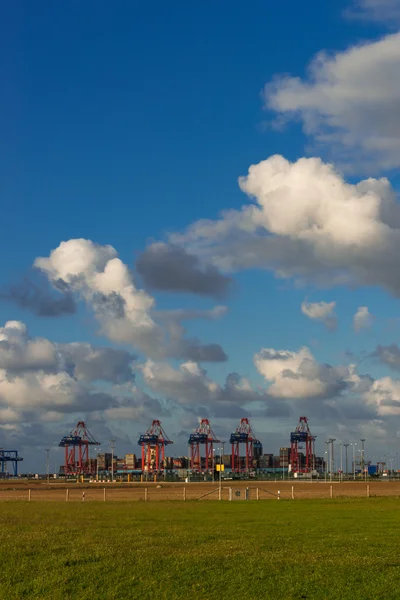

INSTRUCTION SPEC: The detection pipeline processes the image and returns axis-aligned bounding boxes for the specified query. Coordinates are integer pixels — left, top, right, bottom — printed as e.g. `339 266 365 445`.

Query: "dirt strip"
0 480 399 501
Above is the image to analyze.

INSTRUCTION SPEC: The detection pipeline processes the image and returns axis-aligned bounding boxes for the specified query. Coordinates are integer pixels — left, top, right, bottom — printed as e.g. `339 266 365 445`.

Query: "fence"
1 481 400 502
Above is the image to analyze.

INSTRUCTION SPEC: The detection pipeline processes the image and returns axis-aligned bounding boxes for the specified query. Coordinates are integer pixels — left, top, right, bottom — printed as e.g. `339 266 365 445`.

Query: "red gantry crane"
230 418 262 472
290 416 316 474
59 421 100 476
188 418 220 472
138 420 173 473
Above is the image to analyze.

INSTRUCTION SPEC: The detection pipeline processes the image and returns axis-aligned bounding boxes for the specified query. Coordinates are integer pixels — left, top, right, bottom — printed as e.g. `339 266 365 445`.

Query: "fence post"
66 489 69 502
145 488 148 502
367 484 370 498
104 488 106 502
183 487 186 501
28 489 31 502
277 490 280 500
330 485 333 499
291 486 294 500
82 491 85 502
229 487 232 501
256 488 259 500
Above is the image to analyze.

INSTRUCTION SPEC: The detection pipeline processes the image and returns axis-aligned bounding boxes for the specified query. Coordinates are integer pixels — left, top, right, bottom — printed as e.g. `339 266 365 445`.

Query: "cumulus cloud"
103 386 170 421
141 359 279 416
136 243 232 298
353 306 373 332
0 318 173 469
35 239 227 362
0 320 154 433
35 238 159 348
0 319 399 460
158 305 228 363
372 344 400 371
0 369 111 415
60 344 137 384
141 345 398 425
264 33 400 171
254 347 350 399
0 275 76 317
168 155 400 297
301 299 337 330
344 0 400 25
158 305 228 322
0 321 58 373
252 345 398 421
364 377 400 416
0 320 138 384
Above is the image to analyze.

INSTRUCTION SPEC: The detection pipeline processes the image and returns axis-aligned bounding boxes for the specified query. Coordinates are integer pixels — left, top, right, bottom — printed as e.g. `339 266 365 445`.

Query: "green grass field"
1 499 399 599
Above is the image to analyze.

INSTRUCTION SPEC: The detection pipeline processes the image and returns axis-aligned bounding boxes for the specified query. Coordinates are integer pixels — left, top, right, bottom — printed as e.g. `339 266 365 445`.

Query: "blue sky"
2 0 400 471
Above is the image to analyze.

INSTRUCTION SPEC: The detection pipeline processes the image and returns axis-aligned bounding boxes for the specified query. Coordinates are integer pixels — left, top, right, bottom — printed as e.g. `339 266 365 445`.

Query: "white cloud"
141 345 390 426
141 359 268 415
0 320 58 372
364 377 400 416
353 306 373 332
35 239 227 362
35 238 160 350
170 154 400 296
264 33 400 171
0 319 137 385
103 386 168 421
373 344 400 371
0 320 148 426
254 346 350 399
0 407 21 423
301 299 337 330
141 360 217 405
1 320 399 457
61 343 136 384
345 0 400 25
0 369 90 412
157 305 228 322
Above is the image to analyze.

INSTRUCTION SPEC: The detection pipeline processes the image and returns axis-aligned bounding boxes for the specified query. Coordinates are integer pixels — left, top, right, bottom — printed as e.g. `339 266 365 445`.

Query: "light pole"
95 447 101 481
219 442 225 498
111 439 116 482
45 448 50 483
340 443 343 483
360 438 366 474
325 441 329 482
351 442 357 480
328 438 336 482
187 444 191 482
312 443 315 475
212 449 215 483
344 443 349 477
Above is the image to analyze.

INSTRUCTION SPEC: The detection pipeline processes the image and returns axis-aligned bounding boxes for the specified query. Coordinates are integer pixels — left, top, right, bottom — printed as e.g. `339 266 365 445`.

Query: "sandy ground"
0 479 399 501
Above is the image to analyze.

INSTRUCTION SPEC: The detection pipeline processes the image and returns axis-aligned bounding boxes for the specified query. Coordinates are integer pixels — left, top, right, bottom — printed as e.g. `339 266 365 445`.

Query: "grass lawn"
0 498 399 599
